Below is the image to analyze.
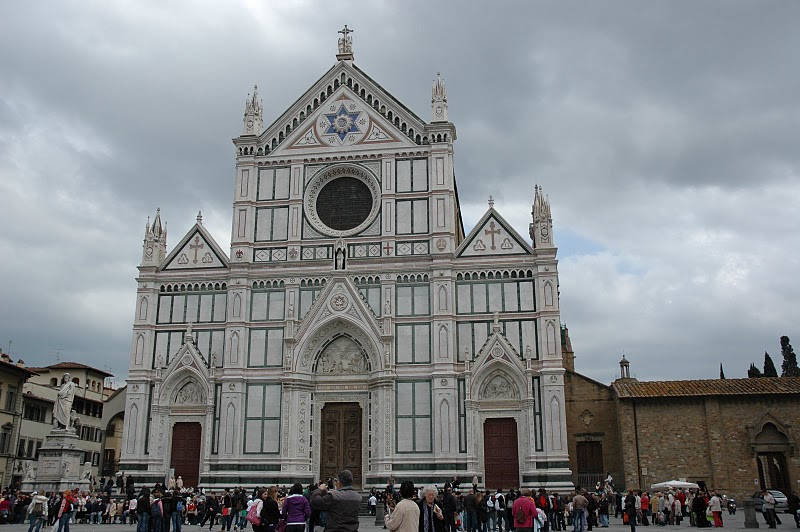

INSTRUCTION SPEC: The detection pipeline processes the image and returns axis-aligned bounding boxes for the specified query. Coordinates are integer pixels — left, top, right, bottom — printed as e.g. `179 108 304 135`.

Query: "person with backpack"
27 490 48 532
511 489 536 532
220 490 234 532
151 491 165 532
505 490 517 532
487 492 497 532
495 491 506 532
173 492 185 532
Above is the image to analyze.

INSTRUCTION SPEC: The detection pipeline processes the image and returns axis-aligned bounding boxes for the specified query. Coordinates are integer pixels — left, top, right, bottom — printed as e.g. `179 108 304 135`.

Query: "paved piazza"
1 515 795 532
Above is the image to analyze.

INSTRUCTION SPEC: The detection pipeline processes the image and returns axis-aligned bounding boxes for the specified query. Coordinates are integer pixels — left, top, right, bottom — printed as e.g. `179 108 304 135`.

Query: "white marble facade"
120 34 572 491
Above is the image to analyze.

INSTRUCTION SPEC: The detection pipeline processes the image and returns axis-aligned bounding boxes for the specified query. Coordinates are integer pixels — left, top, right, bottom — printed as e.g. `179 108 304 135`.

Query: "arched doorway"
753 422 791 493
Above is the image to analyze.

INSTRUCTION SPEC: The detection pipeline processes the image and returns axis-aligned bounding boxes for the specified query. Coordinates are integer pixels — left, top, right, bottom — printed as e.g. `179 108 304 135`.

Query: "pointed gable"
295 276 382 342
271 86 418 156
162 223 229 271
247 62 430 157
456 208 533 258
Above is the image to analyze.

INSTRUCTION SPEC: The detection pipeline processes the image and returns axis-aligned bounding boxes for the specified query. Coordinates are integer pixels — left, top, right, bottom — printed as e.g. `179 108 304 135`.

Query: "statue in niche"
483 375 516 399
317 336 368 374
334 248 346 270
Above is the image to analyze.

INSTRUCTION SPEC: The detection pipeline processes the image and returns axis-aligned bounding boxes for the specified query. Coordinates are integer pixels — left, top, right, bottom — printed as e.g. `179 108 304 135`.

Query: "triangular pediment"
270 87 419 156
248 62 430 156
456 208 533 258
294 276 383 342
162 223 230 271
472 326 526 374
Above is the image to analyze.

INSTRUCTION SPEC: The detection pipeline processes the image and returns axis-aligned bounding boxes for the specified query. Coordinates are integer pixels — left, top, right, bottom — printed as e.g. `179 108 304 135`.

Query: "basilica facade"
120 32 571 491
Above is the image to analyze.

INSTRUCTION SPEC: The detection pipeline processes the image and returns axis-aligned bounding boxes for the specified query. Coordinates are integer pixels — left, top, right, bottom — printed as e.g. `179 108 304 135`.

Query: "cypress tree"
763 351 779 378
748 363 763 378
780 336 800 377
719 363 726 379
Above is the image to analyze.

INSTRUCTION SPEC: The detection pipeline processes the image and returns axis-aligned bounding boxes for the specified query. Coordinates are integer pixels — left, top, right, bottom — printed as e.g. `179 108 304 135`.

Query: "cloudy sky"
1 1 798 385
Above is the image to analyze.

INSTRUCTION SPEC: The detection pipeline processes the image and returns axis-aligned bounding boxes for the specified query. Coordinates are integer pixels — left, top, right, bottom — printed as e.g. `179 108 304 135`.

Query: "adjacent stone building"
120 30 572 490
0 350 36 488
564 344 800 500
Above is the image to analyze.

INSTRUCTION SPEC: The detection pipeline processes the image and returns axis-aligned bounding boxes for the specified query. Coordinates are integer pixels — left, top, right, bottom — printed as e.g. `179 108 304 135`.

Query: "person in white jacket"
27 491 49 532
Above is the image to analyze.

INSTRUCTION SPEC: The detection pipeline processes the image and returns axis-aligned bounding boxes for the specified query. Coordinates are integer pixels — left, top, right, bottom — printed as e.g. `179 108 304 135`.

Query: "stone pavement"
2 514 798 532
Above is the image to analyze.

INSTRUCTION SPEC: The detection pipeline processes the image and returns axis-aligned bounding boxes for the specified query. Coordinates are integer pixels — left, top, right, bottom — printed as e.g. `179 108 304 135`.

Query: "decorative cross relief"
484 221 500 250
189 236 204 264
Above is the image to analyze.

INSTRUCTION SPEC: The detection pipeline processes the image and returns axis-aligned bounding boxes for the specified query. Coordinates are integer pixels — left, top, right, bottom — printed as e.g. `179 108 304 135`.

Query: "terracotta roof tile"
30 361 113 378
612 377 800 398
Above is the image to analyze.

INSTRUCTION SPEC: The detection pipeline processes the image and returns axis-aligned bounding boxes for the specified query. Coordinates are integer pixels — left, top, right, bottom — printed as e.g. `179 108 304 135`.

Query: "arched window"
50 378 58 387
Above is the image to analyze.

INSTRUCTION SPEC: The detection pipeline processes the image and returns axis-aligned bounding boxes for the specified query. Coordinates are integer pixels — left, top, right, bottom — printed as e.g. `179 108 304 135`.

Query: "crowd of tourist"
1 472 798 532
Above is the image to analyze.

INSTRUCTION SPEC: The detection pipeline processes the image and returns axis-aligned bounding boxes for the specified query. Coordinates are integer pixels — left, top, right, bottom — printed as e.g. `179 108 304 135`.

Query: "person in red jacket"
56 491 75 532
640 493 649 526
511 489 537 532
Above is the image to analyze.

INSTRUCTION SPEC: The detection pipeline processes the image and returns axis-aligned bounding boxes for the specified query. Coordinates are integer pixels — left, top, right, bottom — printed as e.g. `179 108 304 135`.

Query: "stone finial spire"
336 25 354 62
431 72 449 122
243 85 263 136
141 207 167 267
196 211 203 225
488 195 495 208
530 184 554 248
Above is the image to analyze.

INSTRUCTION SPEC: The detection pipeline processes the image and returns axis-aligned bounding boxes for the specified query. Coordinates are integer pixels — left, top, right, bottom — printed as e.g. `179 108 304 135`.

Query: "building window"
17 438 27 457
396 324 431 364
532 376 544 452
0 424 11 453
107 424 116 437
250 289 285 321
457 379 467 453
4 386 18 412
257 167 291 200
456 319 536 361
83 451 92 464
255 207 289 241
299 287 323 318
396 199 429 234
396 380 432 453
211 384 221 454
354 278 382 317
244 384 282 454
157 291 227 324
396 284 430 316
456 280 535 314
396 158 428 193
23 403 46 422
50 378 58 387
248 328 284 367
92 452 100 466
154 329 224 368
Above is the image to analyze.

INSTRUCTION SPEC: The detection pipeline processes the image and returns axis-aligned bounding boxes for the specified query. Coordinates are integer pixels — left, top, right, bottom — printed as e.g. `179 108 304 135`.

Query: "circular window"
316 177 372 231
304 164 381 237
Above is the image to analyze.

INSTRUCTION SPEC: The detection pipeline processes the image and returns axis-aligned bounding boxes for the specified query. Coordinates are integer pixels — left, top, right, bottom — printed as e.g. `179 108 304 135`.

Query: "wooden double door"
170 422 202 489
484 418 519 489
321 403 362 488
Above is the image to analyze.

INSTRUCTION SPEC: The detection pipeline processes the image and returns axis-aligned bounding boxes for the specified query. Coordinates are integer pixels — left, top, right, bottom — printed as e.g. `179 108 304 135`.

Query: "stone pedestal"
21 429 91 493
743 498 760 528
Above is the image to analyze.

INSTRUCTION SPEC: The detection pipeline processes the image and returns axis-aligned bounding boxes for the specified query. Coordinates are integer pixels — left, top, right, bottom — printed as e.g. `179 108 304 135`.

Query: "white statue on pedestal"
82 462 92 480
54 373 77 430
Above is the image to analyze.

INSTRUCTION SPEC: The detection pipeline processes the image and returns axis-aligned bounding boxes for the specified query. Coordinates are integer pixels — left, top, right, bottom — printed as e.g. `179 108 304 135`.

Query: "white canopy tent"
650 480 700 490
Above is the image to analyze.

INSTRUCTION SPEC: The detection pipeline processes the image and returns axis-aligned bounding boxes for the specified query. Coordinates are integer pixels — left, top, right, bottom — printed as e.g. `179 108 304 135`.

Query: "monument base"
21 429 91 493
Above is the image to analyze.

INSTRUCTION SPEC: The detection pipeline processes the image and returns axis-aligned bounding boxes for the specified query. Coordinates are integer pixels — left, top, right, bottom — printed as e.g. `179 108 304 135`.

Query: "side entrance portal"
321 402 362 488
484 418 519 489
170 422 202 488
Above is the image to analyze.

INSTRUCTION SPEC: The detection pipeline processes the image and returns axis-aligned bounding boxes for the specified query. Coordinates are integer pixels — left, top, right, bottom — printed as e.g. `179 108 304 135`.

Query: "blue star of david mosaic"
324 104 361 141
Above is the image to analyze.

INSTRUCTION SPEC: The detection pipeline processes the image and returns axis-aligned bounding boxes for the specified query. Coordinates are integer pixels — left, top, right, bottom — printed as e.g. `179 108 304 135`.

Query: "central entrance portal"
170 422 202 488
321 402 362 488
484 418 519 489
